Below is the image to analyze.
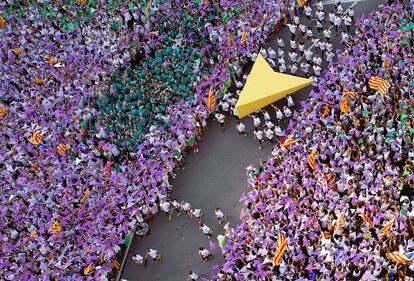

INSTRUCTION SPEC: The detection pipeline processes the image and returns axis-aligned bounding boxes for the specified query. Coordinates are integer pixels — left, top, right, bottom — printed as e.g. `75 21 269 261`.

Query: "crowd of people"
216 1 414 280
0 0 300 279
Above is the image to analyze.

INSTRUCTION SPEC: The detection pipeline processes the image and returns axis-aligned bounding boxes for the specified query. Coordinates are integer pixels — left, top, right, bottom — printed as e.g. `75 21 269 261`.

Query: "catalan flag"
308 148 316 170
368 76 391 96
343 90 356 99
379 217 395 240
0 105 6 118
207 85 216 110
111 258 120 270
326 174 336 191
321 105 330 116
387 251 411 265
227 35 231 46
335 207 347 231
297 0 308 7
340 98 350 113
49 221 61 233
240 31 247 43
359 213 374 228
56 143 69 155
272 233 287 266
75 0 88 4
83 263 95 275
32 78 44 85
384 58 390 68
0 16 6 28
11 48 24 55
44 56 60 64
28 130 43 145
281 131 301 148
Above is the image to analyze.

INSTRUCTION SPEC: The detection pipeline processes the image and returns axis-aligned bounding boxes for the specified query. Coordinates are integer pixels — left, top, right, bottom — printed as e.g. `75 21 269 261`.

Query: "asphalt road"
121 1 386 280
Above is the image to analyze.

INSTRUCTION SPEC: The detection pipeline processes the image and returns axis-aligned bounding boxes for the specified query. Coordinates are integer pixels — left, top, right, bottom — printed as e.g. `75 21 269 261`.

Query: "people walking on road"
132 254 147 267
198 247 213 261
146 248 162 262
214 208 226 224
187 271 200 280
199 223 214 238
236 121 247 136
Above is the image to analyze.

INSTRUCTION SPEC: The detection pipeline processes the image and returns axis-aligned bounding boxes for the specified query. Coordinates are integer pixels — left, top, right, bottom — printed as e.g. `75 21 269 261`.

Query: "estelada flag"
207 85 216 110
281 131 301 148
28 130 43 145
49 221 61 233
272 233 287 266
56 143 69 154
368 76 391 96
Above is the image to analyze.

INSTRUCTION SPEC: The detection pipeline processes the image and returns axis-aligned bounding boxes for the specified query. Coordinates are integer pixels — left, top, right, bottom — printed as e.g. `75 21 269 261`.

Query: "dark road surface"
121 1 386 280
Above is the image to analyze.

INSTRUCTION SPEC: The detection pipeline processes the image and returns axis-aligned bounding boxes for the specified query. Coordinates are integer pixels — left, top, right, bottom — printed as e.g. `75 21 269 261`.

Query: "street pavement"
121 0 386 280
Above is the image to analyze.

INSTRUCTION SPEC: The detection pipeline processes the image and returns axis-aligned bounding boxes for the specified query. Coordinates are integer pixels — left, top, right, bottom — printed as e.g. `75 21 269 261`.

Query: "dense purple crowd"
0 0 301 279
216 2 414 280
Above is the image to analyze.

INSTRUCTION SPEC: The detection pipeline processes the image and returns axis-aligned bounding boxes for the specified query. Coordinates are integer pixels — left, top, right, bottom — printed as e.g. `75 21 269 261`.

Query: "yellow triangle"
235 54 313 118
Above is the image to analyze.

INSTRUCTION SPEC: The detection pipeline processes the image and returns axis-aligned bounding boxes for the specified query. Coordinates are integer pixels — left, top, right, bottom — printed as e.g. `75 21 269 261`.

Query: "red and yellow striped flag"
111 258 120 270
384 58 390 68
0 105 6 118
11 48 24 55
335 207 347 231
368 76 391 96
49 221 61 233
0 16 6 28
340 98 350 113
44 56 60 64
56 143 69 154
240 31 247 43
379 217 395 240
28 130 43 145
227 35 231 46
207 85 216 110
308 148 316 170
297 0 308 7
83 263 95 275
32 78 44 85
326 174 336 191
281 131 301 148
343 90 356 99
321 105 330 116
272 233 287 266
387 251 410 265
75 0 88 4
359 213 374 228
